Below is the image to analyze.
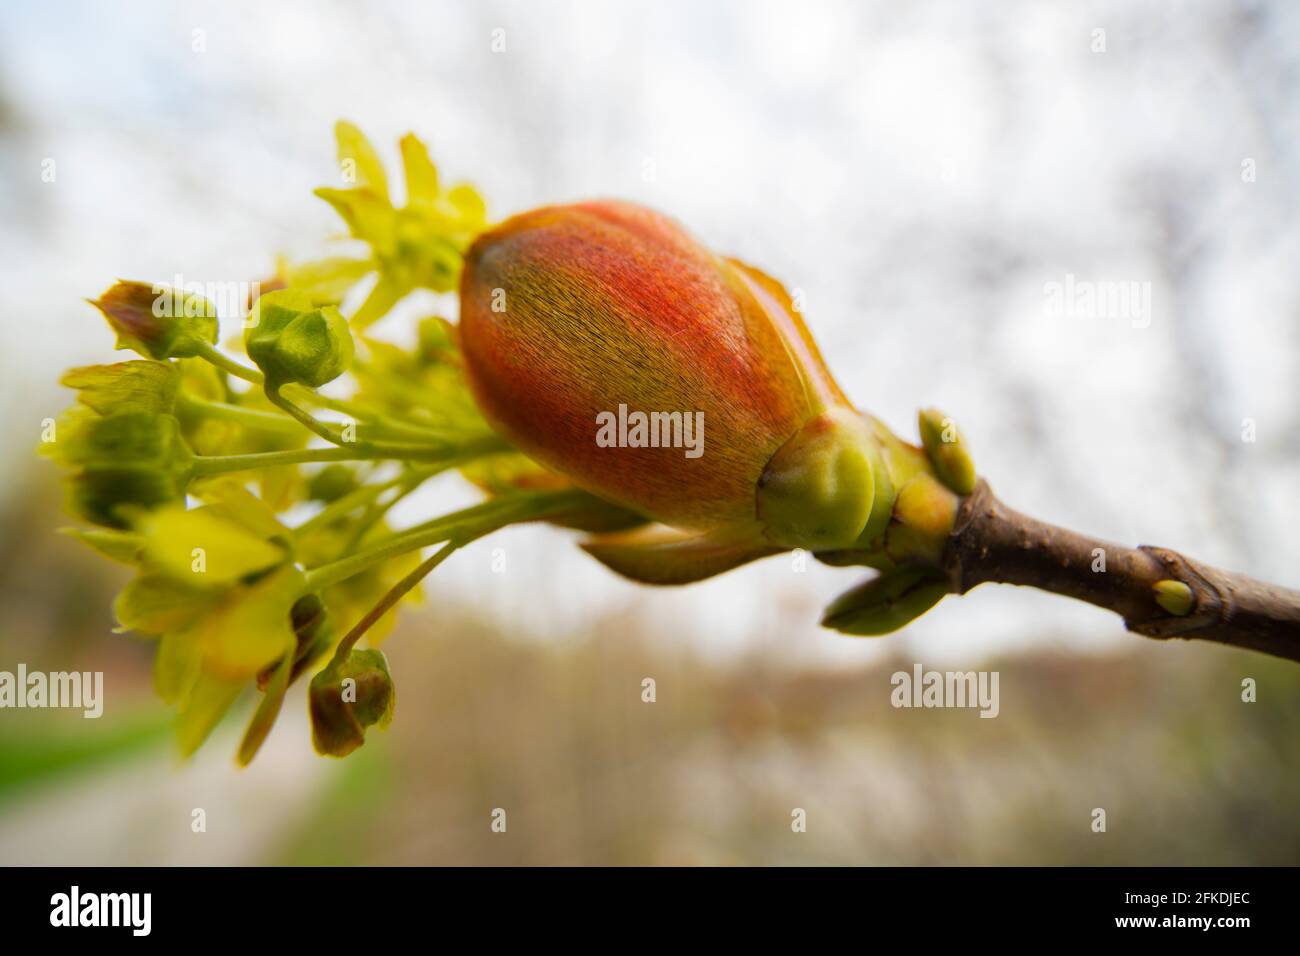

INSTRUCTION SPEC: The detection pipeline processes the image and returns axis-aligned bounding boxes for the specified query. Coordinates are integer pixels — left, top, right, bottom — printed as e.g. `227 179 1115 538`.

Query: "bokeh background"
1 0 1298 864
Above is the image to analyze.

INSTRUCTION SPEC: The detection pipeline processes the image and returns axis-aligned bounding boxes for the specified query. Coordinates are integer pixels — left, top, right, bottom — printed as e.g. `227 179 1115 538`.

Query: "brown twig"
941 480 1300 664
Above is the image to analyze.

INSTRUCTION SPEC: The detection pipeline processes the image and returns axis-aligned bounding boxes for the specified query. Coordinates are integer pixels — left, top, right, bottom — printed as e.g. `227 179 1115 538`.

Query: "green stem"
192 340 264 385
175 393 301 436
302 489 590 592
179 377 458 450
329 540 461 665
296 471 409 537
194 434 508 477
192 447 389 475
281 385 453 443
268 385 503 460
193 342 456 457
294 464 446 539
192 337 486 446
267 387 352 446
341 477 420 554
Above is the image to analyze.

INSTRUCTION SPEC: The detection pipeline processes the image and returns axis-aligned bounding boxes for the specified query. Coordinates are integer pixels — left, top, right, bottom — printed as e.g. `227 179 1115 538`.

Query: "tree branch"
941 480 1300 664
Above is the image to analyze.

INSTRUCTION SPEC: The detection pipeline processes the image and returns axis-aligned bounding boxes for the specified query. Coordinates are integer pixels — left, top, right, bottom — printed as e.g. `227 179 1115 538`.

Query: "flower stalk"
189 436 505 476
302 488 592 592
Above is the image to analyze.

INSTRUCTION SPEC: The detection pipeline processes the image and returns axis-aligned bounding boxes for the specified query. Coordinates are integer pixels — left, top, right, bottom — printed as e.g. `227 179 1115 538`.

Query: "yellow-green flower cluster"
43 124 603 764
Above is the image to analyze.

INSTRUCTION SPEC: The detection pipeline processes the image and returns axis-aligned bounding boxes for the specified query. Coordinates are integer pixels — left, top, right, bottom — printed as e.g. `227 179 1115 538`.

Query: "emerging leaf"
822 568 951 636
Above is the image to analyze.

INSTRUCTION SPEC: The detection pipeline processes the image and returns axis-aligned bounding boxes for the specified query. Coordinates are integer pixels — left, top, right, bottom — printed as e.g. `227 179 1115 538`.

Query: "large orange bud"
458 201 939 584
462 203 837 504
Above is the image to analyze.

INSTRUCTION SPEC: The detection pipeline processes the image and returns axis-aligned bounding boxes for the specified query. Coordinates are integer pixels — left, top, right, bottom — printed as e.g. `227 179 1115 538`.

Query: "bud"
307 464 359 503
286 594 335 683
1153 579 1194 616
89 280 218 360
885 472 961 564
821 567 951 636
62 412 195 528
918 408 977 495
757 408 890 550
308 649 395 757
459 201 870 542
245 290 354 388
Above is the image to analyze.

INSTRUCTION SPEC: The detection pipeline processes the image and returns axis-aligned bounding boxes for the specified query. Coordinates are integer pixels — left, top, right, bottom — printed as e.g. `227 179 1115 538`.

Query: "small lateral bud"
1153 579 1195 616
918 407 977 496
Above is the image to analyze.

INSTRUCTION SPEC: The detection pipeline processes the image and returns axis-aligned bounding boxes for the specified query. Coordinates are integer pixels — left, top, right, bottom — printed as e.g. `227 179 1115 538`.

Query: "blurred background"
0 0 1297 864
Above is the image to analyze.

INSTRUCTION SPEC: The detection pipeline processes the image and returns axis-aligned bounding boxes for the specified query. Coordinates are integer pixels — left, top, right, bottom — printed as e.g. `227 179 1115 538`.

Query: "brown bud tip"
90 280 218 360
308 649 395 758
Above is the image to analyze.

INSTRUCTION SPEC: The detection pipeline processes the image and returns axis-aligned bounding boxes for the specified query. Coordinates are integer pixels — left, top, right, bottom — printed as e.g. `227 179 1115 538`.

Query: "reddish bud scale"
459 201 850 532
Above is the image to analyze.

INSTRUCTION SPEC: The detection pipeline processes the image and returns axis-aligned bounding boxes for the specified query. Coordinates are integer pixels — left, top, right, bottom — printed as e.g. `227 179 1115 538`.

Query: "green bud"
63 412 195 528
245 290 354 388
307 464 359 503
918 407 977 496
757 408 881 551
821 567 951 636
308 648 395 758
89 281 218 360
884 472 961 564
1153 579 1195 616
